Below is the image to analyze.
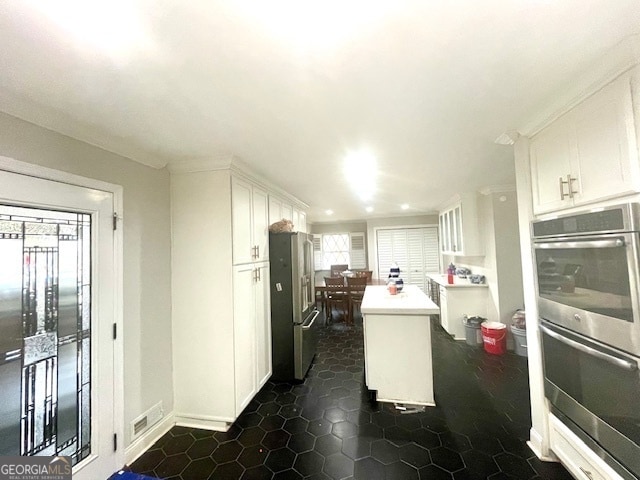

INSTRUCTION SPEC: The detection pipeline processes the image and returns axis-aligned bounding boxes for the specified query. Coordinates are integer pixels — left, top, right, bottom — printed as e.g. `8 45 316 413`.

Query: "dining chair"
355 270 373 284
330 264 349 277
324 276 349 324
346 275 368 324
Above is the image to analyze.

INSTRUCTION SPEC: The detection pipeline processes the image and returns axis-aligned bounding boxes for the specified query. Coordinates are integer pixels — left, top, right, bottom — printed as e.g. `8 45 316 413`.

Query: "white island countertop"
361 285 439 315
426 274 489 288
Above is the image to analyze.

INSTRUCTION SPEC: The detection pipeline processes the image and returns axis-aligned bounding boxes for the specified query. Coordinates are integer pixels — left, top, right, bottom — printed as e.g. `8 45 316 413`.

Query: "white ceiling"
1 1 639 223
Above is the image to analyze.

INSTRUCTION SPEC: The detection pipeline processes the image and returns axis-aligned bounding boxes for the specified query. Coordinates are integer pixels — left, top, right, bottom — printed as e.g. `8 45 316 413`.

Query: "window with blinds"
376 227 439 292
313 232 366 271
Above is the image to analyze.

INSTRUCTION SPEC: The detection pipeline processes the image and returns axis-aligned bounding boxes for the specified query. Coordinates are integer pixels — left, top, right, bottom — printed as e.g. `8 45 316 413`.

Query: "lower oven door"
541 320 640 478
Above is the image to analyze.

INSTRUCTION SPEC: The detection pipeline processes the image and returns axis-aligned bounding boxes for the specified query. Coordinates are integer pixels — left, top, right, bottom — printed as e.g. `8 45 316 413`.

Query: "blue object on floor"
108 471 161 480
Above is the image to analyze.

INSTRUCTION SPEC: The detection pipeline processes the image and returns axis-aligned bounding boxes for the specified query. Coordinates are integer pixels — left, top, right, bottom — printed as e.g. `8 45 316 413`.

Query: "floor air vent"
131 402 163 441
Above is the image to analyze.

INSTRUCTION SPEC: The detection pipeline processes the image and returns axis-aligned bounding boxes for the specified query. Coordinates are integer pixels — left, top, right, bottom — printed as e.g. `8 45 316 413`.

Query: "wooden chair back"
355 270 373 284
330 264 349 277
346 275 368 290
324 276 345 287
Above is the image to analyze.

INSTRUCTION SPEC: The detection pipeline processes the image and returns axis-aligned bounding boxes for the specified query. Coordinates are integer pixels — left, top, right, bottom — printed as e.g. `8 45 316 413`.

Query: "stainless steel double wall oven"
533 203 640 480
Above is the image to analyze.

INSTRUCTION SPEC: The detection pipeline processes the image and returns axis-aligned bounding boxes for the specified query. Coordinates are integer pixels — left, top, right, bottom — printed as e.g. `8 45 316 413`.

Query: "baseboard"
124 413 175 466
528 426 558 462
174 413 230 432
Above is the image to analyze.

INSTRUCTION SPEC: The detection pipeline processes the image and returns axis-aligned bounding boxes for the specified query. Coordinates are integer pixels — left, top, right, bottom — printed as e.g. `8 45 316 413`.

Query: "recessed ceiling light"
401 203 410 210
325 209 334 215
365 206 374 213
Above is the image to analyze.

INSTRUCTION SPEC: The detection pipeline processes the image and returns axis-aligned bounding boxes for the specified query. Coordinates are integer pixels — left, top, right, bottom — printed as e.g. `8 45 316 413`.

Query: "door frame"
0 155 124 471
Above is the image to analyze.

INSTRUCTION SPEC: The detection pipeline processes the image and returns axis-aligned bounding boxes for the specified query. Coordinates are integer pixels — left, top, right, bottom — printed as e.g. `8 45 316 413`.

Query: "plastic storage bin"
511 310 527 357
463 315 485 347
481 321 507 355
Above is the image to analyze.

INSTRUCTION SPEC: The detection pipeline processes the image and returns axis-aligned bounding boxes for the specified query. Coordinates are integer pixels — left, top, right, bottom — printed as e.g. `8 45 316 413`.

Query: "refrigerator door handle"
302 309 320 330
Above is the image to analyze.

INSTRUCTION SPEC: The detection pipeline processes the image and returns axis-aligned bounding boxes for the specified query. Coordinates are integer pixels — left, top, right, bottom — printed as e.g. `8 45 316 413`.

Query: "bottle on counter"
447 263 455 284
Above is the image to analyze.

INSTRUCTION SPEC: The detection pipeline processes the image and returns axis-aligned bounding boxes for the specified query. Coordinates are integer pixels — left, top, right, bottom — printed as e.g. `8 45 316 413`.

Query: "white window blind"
312 232 367 270
376 227 439 292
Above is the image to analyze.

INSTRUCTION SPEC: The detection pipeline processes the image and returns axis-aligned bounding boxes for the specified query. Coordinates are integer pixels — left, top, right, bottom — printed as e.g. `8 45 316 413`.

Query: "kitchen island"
361 285 440 406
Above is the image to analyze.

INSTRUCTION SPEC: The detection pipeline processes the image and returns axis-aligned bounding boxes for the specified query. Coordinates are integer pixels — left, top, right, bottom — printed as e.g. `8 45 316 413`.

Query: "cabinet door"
572 76 640 205
439 287 449 333
298 211 307 233
269 196 283 225
232 178 254 265
281 202 293 222
530 119 574 214
255 263 272 389
252 186 269 262
233 265 258 415
452 205 463 253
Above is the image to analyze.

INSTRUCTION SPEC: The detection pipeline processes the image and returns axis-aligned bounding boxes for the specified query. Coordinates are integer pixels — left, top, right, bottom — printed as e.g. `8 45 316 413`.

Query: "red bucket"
481 321 507 355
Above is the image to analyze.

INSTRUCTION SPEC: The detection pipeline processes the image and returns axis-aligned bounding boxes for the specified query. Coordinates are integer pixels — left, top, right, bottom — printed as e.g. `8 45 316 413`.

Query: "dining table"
315 277 387 323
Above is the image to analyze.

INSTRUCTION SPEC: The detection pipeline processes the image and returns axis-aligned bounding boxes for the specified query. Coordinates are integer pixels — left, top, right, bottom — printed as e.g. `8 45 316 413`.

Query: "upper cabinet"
232 177 269 264
530 73 640 215
268 193 308 233
439 193 483 256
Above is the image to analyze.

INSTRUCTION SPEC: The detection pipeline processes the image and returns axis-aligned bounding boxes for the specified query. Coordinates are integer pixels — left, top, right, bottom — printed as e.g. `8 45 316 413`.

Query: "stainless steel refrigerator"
269 231 322 381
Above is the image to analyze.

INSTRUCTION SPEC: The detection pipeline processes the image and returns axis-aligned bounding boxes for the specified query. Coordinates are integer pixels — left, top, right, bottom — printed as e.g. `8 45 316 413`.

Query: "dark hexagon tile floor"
125 314 573 480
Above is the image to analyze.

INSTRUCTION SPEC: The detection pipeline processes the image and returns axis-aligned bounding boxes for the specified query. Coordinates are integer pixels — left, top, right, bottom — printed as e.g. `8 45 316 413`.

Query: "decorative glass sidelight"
0 205 91 465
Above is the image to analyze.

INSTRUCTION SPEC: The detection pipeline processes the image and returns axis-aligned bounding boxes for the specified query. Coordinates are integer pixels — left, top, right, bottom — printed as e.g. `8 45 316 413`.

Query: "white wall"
0 112 173 448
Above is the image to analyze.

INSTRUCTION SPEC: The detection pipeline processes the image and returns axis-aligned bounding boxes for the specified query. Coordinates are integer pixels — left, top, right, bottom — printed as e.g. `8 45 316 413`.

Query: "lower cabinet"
233 262 271 415
439 285 488 340
549 414 623 480
171 168 273 430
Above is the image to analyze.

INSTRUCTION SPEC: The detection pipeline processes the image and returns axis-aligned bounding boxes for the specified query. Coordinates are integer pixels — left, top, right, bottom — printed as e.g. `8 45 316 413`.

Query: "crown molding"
519 34 640 138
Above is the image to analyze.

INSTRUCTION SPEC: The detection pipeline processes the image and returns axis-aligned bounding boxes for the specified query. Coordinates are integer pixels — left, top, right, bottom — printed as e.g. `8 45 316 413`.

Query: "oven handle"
535 238 625 249
540 324 638 371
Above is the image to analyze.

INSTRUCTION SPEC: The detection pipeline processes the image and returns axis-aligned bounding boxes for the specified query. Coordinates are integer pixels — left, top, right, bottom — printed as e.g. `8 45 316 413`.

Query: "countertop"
426 274 489 288
361 285 440 315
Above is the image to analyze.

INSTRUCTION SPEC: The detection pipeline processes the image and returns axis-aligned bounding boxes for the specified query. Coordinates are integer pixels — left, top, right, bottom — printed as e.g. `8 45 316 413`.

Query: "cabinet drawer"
550 415 621 480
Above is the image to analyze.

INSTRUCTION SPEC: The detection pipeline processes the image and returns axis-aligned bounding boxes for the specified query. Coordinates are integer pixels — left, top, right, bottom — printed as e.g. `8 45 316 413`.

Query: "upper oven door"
534 232 640 356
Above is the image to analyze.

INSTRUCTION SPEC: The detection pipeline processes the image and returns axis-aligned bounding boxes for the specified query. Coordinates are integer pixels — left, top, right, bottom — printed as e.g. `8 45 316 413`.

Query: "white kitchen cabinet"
233 262 271 413
232 177 269 264
297 210 307 233
530 73 640 215
267 195 308 233
549 414 624 480
171 169 273 429
361 286 439 406
437 281 488 340
439 193 483 256
268 196 283 225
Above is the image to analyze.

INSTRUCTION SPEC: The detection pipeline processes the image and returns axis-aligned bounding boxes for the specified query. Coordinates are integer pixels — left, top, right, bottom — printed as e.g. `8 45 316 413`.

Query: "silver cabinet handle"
257 267 261 282
559 176 569 200
256 245 260 259
540 324 637 371
567 174 578 198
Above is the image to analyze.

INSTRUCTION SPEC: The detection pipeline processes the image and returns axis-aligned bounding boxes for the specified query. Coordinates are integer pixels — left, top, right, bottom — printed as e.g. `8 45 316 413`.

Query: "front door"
0 169 117 479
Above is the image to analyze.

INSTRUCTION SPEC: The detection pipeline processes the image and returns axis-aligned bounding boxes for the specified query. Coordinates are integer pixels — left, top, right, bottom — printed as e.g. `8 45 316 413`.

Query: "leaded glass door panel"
0 167 117 479
0 206 90 462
